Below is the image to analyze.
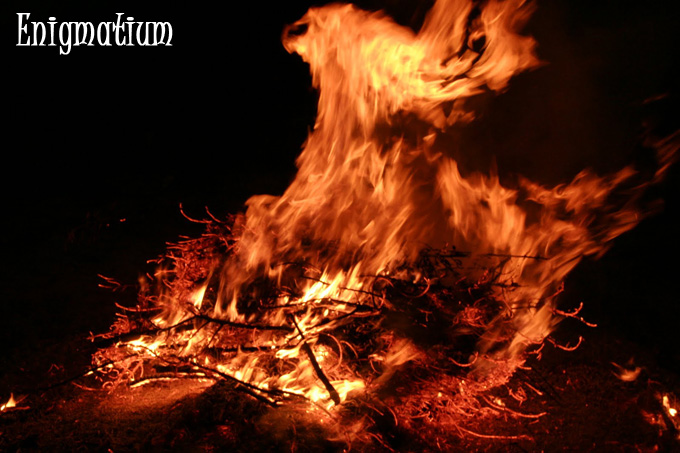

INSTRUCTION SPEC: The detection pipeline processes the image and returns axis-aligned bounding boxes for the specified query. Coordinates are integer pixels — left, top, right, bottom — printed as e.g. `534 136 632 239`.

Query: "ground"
1 318 679 451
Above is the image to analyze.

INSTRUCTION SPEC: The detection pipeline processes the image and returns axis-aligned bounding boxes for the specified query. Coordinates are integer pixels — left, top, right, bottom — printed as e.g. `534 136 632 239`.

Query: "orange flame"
233 0 671 368
612 359 642 382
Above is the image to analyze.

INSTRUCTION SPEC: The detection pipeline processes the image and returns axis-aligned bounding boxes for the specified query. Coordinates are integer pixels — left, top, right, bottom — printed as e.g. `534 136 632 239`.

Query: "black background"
2 0 679 375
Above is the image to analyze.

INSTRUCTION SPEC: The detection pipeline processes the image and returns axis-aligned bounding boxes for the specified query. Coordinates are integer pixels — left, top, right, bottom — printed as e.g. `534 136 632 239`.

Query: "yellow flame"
0 394 17 411
190 283 208 310
663 395 677 417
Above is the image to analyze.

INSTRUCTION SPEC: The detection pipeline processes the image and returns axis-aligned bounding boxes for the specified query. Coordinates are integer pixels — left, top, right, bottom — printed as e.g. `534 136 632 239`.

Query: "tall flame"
227 0 669 364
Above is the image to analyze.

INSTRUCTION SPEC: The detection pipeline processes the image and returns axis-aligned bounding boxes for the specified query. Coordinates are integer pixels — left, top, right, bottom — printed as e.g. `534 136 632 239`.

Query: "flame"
96 0 677 431
663 395 678 418
233 0 668 368
1 394 17 411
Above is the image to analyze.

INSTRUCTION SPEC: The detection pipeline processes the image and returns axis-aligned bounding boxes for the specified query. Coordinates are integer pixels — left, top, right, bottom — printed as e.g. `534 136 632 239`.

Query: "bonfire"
3 0 678 450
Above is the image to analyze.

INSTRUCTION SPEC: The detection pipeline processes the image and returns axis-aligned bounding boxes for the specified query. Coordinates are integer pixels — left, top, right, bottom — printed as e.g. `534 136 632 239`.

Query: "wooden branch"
290 316 341 406
195 314 293 332
93 313 293 349
482 253 547 261
301 342 341 405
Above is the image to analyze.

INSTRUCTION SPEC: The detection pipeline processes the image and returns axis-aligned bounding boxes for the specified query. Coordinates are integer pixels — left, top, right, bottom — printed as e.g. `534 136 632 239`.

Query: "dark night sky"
1 0 679 373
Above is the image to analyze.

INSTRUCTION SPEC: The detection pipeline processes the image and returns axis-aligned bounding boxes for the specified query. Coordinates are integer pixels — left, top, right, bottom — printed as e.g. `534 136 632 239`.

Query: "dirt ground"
1 320 679 452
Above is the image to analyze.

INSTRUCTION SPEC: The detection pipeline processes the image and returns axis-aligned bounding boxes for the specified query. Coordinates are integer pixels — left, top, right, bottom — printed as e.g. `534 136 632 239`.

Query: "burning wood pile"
78 0 678 449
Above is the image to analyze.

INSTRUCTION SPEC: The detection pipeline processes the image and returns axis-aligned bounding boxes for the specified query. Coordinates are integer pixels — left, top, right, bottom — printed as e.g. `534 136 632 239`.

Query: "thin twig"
290 316 341 405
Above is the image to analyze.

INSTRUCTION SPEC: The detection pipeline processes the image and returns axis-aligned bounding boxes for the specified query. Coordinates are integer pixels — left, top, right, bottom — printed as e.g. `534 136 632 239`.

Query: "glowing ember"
663 395 678 418
612 360 642 382
90 0 677 447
